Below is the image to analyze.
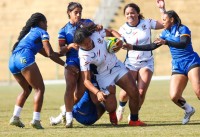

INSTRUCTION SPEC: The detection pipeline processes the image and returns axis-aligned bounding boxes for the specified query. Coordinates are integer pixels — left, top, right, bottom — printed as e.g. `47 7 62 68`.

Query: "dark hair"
165 10 182 29
12 12 46 51
74 24 96 44
124 3 144 19
67 2 82 18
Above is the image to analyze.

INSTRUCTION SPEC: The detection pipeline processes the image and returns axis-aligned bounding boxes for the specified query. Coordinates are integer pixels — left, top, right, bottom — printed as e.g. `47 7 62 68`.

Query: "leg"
22 63 45 113
116 70 137 121
188 67 200 99
22 63 45 129
116 71 145 126
104 85 118 125
137 68 153 108
64 65 79 127
74 72 87 103
9 73 32 128
117 72 139 114
13 73 32 108
170 74 195 124
170 74 188 107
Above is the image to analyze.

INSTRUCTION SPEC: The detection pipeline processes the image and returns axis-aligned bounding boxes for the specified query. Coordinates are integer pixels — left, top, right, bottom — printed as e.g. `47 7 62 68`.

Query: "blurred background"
0 0 200 84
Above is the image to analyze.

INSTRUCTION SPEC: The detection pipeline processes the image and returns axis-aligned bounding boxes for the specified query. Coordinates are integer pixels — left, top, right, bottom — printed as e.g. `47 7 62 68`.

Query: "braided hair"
73 23 97 44
12 12 46 51
124 3 144 19
165 10 182 29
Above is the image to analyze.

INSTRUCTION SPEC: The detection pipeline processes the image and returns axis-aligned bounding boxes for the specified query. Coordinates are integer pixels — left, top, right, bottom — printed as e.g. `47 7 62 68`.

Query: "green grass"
1 80 200 137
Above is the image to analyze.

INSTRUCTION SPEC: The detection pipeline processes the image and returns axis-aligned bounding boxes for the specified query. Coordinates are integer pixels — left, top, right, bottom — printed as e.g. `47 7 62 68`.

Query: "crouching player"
50 74 107 126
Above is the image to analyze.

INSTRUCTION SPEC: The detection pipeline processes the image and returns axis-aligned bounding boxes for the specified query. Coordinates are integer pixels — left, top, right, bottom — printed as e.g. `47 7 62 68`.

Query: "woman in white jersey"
116 3 164 121
73 24 146 126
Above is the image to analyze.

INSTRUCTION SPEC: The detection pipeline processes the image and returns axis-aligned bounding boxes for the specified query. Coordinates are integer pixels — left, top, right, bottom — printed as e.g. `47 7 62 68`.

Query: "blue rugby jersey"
58 19 93 58
13 26 49 55
160 24 194 59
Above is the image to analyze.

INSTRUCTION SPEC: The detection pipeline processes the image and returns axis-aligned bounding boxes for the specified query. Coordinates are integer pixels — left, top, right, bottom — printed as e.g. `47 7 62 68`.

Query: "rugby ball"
106 37 118 53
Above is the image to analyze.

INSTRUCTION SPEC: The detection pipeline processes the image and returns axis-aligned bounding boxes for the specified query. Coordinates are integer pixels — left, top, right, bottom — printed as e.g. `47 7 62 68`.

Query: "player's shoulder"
32 26 48 35
81 18 93 23
179 24 190 31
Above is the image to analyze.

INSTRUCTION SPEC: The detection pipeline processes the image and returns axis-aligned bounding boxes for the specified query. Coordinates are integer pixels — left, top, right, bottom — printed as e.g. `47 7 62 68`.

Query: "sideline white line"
0 76 171 86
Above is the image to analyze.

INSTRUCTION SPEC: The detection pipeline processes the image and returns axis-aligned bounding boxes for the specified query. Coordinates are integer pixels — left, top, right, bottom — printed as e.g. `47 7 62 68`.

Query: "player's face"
68 7 82 24
39 20 47 31
124 7 139 25
162 14 173 29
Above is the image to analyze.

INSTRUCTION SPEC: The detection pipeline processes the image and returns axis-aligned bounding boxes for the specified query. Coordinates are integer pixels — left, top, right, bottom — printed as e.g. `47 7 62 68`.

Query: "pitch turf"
0 80 200 137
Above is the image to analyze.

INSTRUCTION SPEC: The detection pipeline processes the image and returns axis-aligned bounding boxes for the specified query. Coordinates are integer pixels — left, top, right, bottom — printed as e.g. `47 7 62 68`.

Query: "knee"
194 88 200 98
138 89 146 98
170 95 179 103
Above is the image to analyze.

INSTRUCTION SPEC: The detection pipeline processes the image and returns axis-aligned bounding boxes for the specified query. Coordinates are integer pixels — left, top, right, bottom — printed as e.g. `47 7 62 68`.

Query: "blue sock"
130 114 138 121
119 101 127 107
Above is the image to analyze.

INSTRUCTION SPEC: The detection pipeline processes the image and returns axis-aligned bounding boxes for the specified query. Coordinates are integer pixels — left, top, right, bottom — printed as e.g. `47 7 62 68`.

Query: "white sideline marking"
0 76 171 86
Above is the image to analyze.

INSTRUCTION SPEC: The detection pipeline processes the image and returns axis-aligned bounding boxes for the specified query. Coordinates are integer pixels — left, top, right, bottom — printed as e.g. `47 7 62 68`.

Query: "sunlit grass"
0 80 200 137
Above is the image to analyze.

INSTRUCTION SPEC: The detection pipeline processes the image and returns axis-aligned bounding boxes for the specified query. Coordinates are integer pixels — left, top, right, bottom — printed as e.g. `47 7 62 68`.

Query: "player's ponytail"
12 12 46 51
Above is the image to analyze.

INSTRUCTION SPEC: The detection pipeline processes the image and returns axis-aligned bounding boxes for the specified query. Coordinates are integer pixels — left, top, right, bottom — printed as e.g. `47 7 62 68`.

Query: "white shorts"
96 61 128 95
124 58 154 72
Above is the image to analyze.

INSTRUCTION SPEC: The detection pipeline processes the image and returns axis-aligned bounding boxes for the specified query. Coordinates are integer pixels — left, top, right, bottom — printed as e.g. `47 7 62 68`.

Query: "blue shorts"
72 91 98 125
65 57 80 68
172 53 200 76
9 49 35 74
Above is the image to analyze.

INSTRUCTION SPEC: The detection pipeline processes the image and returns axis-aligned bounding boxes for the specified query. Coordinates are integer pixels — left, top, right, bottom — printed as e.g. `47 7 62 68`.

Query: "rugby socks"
13 105 22 117
181 102 193 113
119 101 127 107
130 114 139 121
60 105 66 116
66 112 73 124
33 112 40 121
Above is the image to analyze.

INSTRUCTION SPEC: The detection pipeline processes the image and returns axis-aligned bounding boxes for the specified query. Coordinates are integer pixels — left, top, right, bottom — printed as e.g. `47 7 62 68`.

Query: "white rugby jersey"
119 19 157 62
79 30 118 74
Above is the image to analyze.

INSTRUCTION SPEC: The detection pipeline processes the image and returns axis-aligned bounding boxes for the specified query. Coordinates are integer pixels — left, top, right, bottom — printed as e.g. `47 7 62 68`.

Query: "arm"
156 0 166 14
123 43 162 51
154 36 190 49
42 41 65 66
104 29 124 52
58 40 79 55
82 71 106 102
165 36 190 49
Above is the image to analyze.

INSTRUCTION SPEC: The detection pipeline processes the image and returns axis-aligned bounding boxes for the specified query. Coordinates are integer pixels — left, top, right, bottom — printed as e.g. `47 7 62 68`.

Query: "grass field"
0 80 200 137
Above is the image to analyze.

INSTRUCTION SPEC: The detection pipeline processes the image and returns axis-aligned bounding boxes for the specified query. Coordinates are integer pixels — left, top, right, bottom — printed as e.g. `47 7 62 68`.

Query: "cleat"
49 116 61 126
62 115 66 125
30 120 44 129
65 121 73 128
9 116 25 128
109 112 118 125
116 106 125 122
129 120 147 126
182 107 195 125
